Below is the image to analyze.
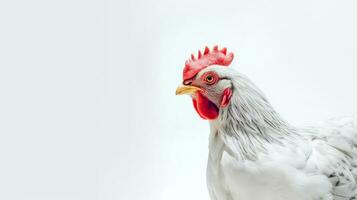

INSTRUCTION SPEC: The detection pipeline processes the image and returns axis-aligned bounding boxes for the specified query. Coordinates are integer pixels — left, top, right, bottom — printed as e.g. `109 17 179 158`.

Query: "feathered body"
176 46 357 200
206 67 357 200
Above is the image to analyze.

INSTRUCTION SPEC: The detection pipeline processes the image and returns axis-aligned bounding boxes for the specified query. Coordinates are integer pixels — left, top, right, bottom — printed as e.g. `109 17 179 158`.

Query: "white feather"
202 66 357 200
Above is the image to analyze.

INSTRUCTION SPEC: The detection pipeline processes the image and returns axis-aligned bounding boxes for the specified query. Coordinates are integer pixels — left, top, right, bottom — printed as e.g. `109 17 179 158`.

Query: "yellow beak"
175 85 201 95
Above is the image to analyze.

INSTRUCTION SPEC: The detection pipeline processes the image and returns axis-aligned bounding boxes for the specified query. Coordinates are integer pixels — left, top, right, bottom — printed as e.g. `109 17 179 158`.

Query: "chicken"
175 45 357 200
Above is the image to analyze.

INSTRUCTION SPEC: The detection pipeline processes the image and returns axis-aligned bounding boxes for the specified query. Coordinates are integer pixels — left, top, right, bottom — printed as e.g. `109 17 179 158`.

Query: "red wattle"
192 92 219 120
192 98 207 120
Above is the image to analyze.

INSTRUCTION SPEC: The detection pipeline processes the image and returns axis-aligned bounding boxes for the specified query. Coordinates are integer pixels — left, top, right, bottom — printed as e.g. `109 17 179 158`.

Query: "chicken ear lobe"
220 88 232 108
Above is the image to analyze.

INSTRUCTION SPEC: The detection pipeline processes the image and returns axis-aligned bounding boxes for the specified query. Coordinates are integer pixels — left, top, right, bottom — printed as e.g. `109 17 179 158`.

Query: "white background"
1 0 357 199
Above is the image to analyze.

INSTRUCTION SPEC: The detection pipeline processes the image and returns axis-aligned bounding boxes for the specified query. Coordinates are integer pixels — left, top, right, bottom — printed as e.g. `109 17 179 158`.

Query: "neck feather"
214 74 298 160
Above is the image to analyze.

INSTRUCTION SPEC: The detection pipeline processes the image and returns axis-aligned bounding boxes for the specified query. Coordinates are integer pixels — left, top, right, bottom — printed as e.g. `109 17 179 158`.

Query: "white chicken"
176 45 357 200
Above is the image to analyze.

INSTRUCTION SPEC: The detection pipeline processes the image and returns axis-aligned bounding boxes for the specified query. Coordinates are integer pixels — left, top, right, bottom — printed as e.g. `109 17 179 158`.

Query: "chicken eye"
205 75 214 82
202 72 218 85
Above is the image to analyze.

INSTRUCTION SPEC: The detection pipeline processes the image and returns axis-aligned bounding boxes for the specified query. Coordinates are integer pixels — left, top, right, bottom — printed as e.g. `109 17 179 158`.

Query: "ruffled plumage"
206 70 357 200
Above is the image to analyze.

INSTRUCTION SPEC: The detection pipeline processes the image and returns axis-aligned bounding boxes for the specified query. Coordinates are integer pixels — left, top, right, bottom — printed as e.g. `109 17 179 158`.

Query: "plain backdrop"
1 0 357 199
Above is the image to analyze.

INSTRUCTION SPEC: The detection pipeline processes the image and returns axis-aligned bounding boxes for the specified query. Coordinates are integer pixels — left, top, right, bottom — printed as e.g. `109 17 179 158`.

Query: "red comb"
183 45 234 81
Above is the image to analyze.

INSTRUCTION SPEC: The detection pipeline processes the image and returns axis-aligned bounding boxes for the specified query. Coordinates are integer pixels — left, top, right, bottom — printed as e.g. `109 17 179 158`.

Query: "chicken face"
176 65 233 120
176 46 234 120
